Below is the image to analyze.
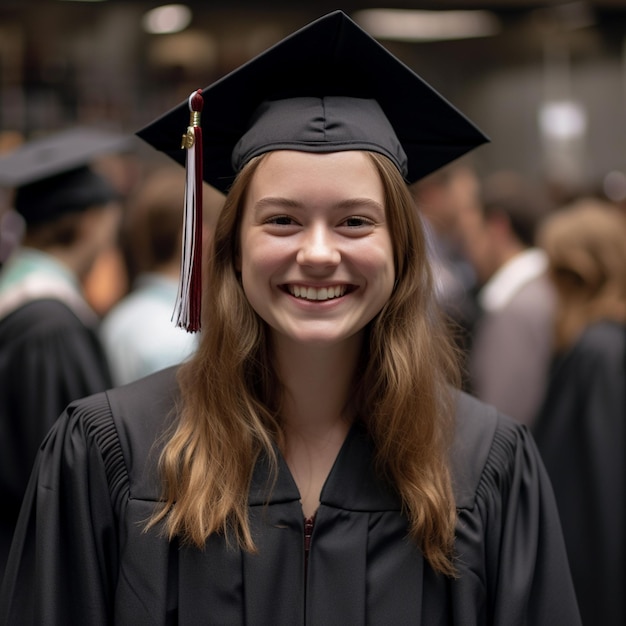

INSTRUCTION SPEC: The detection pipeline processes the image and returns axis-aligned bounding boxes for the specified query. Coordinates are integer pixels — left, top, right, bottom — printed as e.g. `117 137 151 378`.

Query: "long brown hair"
147 152 461 576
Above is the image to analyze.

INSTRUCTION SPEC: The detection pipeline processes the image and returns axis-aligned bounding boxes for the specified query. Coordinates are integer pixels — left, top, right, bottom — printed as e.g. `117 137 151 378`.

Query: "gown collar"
248 420 401 512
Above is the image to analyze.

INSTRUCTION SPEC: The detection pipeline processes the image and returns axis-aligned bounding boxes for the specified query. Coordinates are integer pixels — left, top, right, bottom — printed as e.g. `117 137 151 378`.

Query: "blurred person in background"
460 170 557 427
533 198 626 626
82 146 145 317
0 127 128 579
101 164 223 385
411 160 481 386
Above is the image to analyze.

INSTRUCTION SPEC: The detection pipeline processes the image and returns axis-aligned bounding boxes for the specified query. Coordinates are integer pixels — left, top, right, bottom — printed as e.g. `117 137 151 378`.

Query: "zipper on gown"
304 513 316 583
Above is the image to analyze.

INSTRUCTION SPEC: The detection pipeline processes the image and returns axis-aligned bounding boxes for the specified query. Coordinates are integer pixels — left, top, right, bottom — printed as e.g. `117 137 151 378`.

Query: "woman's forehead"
246 151 386 205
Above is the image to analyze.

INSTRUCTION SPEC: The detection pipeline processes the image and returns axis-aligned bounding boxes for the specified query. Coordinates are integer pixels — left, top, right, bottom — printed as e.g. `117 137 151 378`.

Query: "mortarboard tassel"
174 89 204 332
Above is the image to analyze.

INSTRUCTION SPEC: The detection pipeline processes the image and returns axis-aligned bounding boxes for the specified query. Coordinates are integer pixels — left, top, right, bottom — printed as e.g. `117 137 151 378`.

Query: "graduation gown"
533 320 626 626
0 250 113 579
0 367 580 625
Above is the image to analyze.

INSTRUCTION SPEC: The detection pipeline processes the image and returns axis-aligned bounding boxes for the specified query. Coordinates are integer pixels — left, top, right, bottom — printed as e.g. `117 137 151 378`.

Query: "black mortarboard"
0 126 131 225
135 10 488 332
136 10 488 193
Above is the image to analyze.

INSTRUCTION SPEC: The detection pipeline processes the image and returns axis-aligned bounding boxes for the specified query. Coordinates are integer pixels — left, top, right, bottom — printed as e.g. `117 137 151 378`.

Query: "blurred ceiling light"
538 100 587 140
353 9 501 42
142 4 192 35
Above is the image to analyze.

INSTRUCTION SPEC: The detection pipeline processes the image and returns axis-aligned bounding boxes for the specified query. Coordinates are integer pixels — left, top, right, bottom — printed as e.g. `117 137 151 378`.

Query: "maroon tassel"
175 89 204 332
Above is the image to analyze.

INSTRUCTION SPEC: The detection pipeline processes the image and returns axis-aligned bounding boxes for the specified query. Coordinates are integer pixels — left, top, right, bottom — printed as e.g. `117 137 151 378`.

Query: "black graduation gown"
0 367 581 625
533 320 626 626
0 298 113 579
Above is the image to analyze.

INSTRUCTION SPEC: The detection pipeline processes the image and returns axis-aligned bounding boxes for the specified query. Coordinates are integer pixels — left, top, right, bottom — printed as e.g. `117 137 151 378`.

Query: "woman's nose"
296 224 341 268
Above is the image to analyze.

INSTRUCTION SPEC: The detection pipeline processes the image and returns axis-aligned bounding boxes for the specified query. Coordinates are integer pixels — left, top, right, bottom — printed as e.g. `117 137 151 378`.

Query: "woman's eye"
342 216 375 228
265 215 295 226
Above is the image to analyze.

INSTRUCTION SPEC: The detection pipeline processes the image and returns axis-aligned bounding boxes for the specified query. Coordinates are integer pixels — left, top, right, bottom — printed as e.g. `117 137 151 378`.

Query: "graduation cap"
136 10 489 331
0 126 131 225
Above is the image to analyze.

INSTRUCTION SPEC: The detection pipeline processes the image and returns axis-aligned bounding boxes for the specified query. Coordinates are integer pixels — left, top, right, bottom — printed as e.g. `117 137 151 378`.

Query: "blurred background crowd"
0 2 624 625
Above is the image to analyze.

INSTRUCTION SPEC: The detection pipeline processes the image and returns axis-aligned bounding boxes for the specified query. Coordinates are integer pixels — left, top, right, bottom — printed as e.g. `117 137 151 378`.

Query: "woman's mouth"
285 284 349 301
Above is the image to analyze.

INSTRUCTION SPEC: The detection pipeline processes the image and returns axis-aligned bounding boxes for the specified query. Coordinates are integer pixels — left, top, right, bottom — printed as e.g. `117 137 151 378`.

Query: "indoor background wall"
1 1 625 198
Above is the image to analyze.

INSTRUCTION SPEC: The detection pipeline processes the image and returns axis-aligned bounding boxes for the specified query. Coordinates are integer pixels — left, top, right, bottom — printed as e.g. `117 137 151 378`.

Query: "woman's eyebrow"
254 196 302 211
335 197 385 212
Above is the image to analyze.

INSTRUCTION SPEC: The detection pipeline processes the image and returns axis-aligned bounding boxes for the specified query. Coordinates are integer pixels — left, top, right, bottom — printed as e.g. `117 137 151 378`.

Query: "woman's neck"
275 335 361 431
273 335 362 517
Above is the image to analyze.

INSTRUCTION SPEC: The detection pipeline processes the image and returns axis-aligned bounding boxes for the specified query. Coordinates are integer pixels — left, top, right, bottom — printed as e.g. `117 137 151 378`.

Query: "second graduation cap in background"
0 126 131 225
137 9 489 331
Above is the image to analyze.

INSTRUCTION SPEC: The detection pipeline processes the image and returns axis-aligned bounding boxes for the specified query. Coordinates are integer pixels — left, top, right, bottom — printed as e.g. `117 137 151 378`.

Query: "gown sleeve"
0 393 124 626
453 408 582 625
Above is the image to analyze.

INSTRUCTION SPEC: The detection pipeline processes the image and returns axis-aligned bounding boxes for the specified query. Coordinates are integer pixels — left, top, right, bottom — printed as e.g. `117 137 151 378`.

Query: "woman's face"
238 150 395 347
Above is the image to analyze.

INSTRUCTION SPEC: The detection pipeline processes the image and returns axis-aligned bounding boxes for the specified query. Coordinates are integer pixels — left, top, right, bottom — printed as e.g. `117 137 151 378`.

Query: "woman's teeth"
289 285 346 301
